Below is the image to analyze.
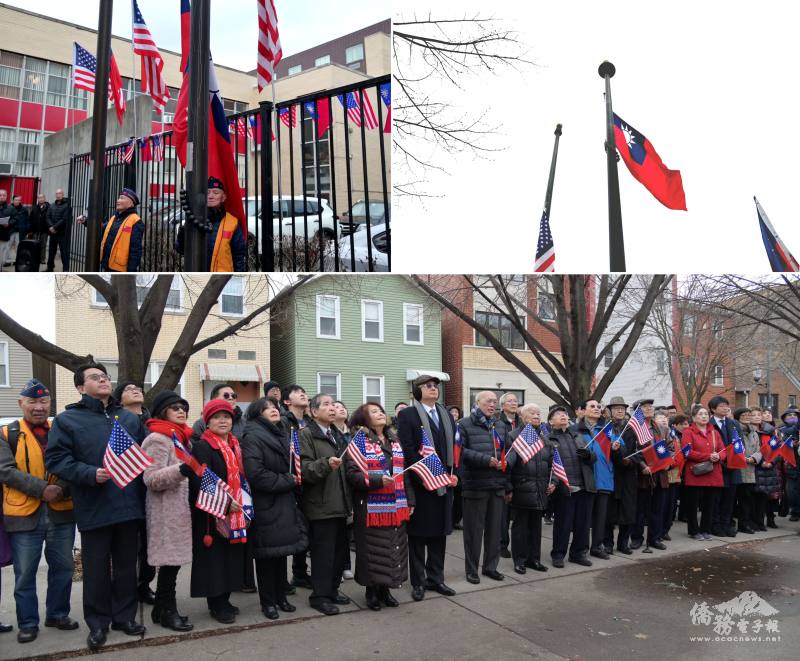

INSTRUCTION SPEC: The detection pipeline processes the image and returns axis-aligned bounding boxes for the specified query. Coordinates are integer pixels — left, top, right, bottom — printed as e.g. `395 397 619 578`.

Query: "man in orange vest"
99 188 144 272
0 379 77 644
176 177 247 271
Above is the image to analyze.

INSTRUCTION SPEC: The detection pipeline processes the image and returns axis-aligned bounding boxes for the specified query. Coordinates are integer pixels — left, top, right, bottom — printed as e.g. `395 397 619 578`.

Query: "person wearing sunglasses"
192 384 246 441
141 391 195 632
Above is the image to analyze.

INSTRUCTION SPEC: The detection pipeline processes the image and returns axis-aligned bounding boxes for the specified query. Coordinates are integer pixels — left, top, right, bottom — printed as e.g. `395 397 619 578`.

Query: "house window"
363 375 384 406
404 303 424 344
713 321 724 340
0 51 23 100
152 362 183 398
712 364 724 386
0 341 8 386
683 315 695 336
759 393 778 413
789 395 797 408
318 373 341 400
287 64 302 76
361 300 384 342
316 295 340 339
314 55 330 67
604 344 614 369
208 349 226 359
537 280 556 321
22 56 46 104
656 350 667 374
238 350 257 361
220 276 245 316
475 311 525 350
136 275 182 311
345 44 364 65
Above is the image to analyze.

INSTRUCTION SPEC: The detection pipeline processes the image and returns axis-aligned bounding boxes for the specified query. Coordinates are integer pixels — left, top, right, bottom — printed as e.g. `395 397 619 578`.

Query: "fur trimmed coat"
141 431 192 567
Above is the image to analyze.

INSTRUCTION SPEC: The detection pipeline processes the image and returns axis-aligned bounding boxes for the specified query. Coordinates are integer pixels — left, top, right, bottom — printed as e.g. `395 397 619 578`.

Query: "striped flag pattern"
290 427 302 484
103 419 154 489
551 447 570 489
419 426 436 457
629 407 653 446
121 140 135 164
338 91 378 129
131 0 170 112
196 465 233 519
151 135 164 162
409 453 452 491
534 209 555 272
278 105 297 128
346 429 369 477
511 423 544 464
256 0 282 92
72 42 98 92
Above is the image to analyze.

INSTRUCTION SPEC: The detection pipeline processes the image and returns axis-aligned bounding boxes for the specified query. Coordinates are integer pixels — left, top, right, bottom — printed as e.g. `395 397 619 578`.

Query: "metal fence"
67 74 391 272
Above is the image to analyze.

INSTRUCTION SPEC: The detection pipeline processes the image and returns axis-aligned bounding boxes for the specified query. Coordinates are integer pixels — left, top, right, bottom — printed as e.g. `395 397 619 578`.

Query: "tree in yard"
393 15 532 197
412 274 671 409
0 274 312 407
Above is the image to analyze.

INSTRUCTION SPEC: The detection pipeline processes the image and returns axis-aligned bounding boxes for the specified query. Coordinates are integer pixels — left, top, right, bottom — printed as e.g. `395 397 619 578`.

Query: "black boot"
160 610 193 632
378 586 399 607
365 587 381 611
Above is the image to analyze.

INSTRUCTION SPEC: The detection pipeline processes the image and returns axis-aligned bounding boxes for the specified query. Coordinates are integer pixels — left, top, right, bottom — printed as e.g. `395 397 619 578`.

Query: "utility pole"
599 61 625 272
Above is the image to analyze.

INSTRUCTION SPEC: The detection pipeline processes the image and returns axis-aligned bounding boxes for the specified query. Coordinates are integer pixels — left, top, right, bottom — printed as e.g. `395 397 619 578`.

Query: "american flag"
290 427 302 483
121 140 135 164
151 135 164 162
346 429 369 477
534 209 555 272
131 0 170 112
629 406 653 446
103 419 154 489
551 447 570 488
278 105 296 128
511 423 544 464
409 453 452 491
338 91 378 129
256 0 282 92
419 426 436 458
72 42 98 92
196 465 233 519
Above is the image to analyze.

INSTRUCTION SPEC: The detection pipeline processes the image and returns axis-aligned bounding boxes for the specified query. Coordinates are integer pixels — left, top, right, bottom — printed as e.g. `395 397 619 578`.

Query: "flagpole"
599 60 625 272
542 123 562 223
271 81 285 235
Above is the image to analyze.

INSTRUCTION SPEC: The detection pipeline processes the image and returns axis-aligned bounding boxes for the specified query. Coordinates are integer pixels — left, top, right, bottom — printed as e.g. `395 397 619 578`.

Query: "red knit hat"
202 398 234 424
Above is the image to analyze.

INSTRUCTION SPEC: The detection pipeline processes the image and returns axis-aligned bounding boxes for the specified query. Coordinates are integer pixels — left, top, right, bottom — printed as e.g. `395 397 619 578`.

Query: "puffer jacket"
299 420 351 521
0 202 12 241
506 425 552 509
458 410 511 493
9 204 28 237
46 198 71 234
547 425 596 494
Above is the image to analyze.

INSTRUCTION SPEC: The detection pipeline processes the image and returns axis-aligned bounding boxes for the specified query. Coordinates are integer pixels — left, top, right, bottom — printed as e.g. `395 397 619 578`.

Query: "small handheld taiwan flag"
673 438 691 472
492 427 506 471
103 418 153 488
171 433 203 476
761 433 781 463
453 424 463 468
775 436 797 468
594 422 614 462
642 439 673 473
196 465 233 519
726 427 748 470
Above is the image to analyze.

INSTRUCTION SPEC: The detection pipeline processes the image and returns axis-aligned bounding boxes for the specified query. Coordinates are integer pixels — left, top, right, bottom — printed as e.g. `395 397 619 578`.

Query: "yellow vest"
2 420 73 517
99 212 142 272
210 213 240 272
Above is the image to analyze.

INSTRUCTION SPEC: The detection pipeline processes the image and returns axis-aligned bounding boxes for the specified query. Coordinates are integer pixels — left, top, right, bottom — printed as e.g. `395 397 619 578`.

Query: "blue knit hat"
208 176 225 192
121 188 140 206
20 379 50 399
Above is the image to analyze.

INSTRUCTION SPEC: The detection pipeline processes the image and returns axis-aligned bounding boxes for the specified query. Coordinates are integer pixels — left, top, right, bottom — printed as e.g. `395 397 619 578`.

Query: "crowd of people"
0 369 798 652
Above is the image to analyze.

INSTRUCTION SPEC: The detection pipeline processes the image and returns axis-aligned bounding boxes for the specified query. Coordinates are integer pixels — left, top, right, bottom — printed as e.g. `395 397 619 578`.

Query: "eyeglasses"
123 386 143 394
168 404 189 413
85 373 110 383
221 392 238 400
422 382 439 389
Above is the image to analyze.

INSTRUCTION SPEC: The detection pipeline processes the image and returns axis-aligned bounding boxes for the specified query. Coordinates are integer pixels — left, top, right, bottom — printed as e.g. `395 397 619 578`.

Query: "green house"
270 275 446 413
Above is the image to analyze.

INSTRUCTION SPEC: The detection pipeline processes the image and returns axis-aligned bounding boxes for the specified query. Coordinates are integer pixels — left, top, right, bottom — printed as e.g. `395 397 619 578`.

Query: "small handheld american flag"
346 429 369 478
551 447 570 489
511 423 544 464
419 426 436 458
196 465 233 519
409 453 452 491
290 427 302 484
103 418 153 489
629 407 653 446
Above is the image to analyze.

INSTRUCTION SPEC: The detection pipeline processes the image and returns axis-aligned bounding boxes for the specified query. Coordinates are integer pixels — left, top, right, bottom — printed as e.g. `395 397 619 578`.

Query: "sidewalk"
1 518 798 660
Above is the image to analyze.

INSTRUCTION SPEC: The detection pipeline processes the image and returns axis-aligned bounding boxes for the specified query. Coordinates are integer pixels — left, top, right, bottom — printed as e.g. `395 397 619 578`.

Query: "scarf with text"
365 435 410 528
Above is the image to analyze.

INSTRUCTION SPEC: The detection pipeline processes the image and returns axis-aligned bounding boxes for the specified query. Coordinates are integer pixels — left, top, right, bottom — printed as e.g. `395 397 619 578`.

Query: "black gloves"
576 447 591 460
179 463 195 478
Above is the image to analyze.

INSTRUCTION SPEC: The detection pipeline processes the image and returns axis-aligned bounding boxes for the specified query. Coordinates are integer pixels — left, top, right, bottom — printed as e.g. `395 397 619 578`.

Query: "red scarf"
146 419 193 446
201 429 247 543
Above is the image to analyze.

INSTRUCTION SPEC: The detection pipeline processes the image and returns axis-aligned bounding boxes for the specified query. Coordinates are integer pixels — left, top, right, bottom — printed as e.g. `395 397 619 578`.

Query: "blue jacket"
573 418 614 493
45 394 146 532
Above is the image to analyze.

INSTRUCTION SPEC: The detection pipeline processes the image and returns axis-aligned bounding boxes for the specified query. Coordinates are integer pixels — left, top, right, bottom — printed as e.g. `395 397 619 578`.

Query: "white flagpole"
270 80 284 231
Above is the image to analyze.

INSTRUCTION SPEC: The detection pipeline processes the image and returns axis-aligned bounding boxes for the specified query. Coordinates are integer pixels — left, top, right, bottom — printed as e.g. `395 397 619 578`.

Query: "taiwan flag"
775 437 797 468
594 422 613 462
760 433 781 463
642 439 673 473
726 429 748 470
613 113 686 211
303 98 331 139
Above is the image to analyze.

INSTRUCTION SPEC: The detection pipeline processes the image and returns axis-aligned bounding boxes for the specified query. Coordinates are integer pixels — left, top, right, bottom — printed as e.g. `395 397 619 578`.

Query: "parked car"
340 199 389 237
242 196 338 246
338 223 389 271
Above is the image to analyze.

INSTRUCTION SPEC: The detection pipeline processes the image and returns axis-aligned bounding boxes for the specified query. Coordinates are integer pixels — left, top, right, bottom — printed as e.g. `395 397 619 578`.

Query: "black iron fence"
67 75 391 272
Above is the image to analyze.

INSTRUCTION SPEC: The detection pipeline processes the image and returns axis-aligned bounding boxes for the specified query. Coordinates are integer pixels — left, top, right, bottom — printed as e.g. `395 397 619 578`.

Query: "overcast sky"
393 0 800 274
0 274 55 341
9 0 390 71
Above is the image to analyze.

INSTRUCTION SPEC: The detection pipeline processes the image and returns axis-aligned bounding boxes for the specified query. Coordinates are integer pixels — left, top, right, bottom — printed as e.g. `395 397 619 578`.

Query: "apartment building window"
604 344 614 368
0 52 22 99
363 375 384 406
712 364 724 386
208 349 226 359
46 62 70 108
287 64 302 76
318 373 341 399
220 276 245 316
789 395 797 408
238 350 257 361
314 55 330 67
361 300 384 342
71 87 89 111
475 311 525 350
656 349 667 374
0 341 8 387
0 128 16 172
302 114 330 198
683 315 695 336
713 321 724 340
16 130 40 177
403 303 424 345
537 279 556 321
22 56 46 104
345 44 364 65
316 295 340 339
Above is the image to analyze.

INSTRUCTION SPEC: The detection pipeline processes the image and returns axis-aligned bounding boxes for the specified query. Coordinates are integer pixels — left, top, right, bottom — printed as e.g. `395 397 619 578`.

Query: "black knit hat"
263 380 281 397
112 380 138 402
151 390 190 419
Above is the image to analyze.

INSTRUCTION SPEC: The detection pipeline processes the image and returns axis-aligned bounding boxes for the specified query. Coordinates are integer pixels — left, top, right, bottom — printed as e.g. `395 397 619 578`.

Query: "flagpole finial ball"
598 61 616 79
555 124 563 136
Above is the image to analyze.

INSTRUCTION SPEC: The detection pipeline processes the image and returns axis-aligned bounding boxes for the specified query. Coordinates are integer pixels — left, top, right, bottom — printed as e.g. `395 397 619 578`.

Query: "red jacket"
682 424 726 487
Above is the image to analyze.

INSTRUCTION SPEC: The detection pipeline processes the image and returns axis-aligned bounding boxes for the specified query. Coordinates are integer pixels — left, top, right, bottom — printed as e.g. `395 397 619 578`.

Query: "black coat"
46 198 71 234
612 423 639 524
189 436 246 598
241 417 308 560
344 429 414 588
397 404 453 538
0 202 12 241
507 426 552 510
547 426 596 495
29 202 50 234
458 413 512 493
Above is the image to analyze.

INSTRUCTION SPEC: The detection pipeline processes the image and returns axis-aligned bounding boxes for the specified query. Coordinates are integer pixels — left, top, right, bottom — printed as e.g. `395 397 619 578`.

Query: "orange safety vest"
2 420 73 517
210 213 240 272
99 212 142 272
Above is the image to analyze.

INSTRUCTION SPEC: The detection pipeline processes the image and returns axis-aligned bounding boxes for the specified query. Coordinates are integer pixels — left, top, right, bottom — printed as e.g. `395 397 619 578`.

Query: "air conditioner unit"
0 163 12 174
162 114 174 124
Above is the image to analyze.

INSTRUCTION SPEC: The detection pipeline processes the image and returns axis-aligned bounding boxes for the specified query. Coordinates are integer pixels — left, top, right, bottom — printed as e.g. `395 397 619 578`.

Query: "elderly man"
100 189 144 272
547 405 596 568
605 397 637 554
458 391 509 584
397 375 457 601
46 189 71 272
28 193 50 264
0 380 77 644
496 393 521 557
506 404 552 574
0 189 13 270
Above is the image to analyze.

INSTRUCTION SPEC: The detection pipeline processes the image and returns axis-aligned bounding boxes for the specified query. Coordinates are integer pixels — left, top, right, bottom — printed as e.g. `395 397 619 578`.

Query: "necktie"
429 407 440 429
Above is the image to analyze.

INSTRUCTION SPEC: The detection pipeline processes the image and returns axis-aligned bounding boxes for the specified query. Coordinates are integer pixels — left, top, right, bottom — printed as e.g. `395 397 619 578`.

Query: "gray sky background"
0 274 55 341
393 0 800 274
9 0 390 71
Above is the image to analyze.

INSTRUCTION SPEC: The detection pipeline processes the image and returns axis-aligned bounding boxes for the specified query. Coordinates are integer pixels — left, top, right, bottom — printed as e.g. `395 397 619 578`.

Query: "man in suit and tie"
708 396 742 537
397 375 458 602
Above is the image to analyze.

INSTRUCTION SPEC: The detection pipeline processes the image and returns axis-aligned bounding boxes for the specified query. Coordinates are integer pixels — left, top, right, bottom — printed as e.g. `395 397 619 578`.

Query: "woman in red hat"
189 399 250 623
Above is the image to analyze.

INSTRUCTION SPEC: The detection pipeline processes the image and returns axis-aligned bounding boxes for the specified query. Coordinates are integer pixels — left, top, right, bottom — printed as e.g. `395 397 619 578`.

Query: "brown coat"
141 432 192 567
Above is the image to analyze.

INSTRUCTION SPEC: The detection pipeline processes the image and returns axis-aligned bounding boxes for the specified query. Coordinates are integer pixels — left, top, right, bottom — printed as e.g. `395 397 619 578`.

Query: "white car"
242 196 339 248
338 222 389 271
